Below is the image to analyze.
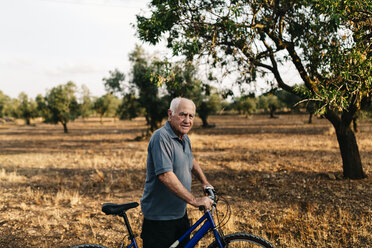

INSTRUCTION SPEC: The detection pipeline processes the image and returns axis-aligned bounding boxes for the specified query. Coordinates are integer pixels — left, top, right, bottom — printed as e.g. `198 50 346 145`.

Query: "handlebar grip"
204 186 215 200
199 187 216 211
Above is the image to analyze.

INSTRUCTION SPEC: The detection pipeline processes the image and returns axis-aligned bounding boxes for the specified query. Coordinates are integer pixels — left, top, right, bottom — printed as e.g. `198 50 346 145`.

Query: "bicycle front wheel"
70 244 108 248
208 233 275 248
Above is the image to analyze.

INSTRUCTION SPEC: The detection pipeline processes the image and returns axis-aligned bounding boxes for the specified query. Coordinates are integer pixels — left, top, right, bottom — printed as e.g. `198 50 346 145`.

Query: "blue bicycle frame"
169 209 224 248
124 209 223 248
126 237 138 248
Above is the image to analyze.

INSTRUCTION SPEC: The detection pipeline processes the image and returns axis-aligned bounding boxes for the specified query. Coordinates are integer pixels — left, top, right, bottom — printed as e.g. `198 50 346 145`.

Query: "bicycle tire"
208 232 275 248
70 244 108 248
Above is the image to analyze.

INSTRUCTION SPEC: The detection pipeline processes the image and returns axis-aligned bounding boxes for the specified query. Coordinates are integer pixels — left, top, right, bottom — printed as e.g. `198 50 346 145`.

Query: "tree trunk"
334 124 365 179
63 123 68 133
200 115 209 127
325 110 366 179
26 118 31 125
352 118 358 132
269 106 277 118
308 113 313 124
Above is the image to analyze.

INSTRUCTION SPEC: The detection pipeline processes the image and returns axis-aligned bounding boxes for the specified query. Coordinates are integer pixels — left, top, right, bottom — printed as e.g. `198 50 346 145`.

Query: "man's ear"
168 109 172 120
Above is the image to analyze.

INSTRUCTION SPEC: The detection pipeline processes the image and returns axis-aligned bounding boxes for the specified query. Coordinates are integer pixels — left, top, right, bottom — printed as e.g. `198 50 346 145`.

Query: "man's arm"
158 171 213 209
192 158 212 188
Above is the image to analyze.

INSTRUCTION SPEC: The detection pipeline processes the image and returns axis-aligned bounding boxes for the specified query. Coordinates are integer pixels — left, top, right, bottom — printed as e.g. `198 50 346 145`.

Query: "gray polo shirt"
140 121 194 220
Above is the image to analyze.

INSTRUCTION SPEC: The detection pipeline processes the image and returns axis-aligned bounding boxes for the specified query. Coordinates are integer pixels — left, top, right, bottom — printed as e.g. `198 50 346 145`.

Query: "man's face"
168 99 195 139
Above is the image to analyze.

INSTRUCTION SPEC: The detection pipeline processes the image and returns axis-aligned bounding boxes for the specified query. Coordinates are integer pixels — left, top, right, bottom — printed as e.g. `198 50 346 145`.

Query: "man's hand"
191 196 214 210
158 171 214 210
159 172 213 209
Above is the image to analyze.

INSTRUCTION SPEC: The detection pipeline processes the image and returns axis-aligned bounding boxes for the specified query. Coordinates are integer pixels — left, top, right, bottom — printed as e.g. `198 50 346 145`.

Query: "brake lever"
199 187 217 211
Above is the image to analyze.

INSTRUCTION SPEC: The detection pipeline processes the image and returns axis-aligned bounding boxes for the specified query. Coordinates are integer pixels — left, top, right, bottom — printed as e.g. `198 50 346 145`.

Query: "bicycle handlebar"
205 186 216 201
199 187 217 211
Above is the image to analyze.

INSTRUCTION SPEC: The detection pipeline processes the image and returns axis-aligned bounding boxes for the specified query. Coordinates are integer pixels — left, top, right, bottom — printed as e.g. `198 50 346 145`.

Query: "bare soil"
0 114 371 247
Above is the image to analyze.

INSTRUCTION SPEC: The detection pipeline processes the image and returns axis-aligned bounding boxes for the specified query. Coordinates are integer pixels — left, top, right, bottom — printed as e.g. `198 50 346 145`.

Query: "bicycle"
71 188 275 248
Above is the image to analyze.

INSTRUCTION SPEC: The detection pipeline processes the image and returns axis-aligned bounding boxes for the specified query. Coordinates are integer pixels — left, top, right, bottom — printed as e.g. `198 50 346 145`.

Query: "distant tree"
233 96 257 117
104 46 169 133
17 92 37 125
93 93 120 123
274 90 301 111
0 91 11 118
305 101 317 124
79 85 93 120
163 62 220 127
6 98 20 120
130 46 169 132
360 104 372 119
268 95 283 118
43 81 81 133
116 92 143 120
35 94 49 120
220 101 233 113
103 69 125 94
163 62 201 99
197 90 221 127
257 95 283 118
102 68 143 121
352 101 372 132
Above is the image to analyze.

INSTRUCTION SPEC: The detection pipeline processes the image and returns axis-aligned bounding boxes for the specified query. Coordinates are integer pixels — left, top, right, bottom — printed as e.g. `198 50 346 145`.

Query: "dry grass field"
0 114 371 248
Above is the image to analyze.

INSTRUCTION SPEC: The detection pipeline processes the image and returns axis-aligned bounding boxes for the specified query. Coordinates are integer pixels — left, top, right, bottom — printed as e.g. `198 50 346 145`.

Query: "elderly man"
140 97 213 248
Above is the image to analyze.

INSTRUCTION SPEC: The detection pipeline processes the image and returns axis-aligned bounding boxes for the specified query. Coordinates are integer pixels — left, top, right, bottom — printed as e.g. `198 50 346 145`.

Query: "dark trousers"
141 213 190 248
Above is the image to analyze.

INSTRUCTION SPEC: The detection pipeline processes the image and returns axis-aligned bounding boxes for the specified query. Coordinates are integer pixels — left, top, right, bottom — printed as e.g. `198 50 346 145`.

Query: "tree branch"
263 29 319 95
259 38 297 95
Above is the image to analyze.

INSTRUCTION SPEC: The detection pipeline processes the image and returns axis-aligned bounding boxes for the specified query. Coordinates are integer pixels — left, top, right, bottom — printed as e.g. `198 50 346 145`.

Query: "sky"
0 0 301 100
0 0 168 99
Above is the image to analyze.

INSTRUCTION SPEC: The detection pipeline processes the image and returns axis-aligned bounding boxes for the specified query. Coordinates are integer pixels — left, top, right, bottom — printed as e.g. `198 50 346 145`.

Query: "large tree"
137 0 371 179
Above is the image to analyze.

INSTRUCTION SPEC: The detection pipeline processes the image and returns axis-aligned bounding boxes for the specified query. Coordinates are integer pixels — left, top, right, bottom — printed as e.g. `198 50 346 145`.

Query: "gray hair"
169 97 196 116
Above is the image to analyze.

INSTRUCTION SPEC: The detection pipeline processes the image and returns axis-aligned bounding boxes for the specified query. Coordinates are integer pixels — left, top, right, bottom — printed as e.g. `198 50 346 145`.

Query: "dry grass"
0 114 371 247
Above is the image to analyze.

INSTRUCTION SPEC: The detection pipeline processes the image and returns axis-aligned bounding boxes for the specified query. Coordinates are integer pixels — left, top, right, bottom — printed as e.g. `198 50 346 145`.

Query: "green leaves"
136 0 371 120
103 69 125 94
41 82 81 132
136 0 180 45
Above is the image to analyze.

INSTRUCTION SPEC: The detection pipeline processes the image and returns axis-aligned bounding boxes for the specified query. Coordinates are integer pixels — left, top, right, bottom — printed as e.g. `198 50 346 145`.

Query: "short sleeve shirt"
140 121 194 220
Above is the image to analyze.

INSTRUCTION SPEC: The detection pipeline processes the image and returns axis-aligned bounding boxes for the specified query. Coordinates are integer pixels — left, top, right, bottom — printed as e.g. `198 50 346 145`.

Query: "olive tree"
0 91 11 118
102 69 143 120
130 46 169 132
80 85 93 120
93 93 120 123
232 96 257 117
162 61 221 127
43 81 81 133
105 45 168 133
17 92 37 125
136 0 371 179
257 94 283 118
